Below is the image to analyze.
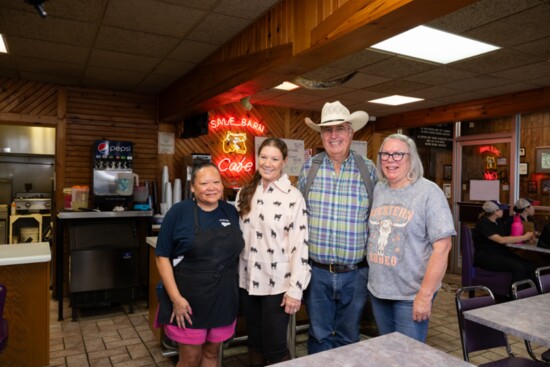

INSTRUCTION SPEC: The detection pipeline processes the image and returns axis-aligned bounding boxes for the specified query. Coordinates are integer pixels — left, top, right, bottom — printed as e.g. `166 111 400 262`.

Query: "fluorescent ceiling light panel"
274 81 300 91
0 35 7 53
369 95 424 106
371 26 499 64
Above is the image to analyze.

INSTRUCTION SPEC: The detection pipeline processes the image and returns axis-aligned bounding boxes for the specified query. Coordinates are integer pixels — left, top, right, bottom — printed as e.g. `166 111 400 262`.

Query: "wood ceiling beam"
158 0 479 122
374 87 550 131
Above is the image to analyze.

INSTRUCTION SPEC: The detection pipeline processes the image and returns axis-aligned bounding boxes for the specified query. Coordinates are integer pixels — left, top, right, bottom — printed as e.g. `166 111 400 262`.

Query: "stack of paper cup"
161 166 169 203
164 181 172 211
173 178 182 204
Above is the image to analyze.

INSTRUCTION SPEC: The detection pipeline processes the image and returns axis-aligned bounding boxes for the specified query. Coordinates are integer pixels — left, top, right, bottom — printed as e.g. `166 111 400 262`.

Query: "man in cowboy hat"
298 101 377 353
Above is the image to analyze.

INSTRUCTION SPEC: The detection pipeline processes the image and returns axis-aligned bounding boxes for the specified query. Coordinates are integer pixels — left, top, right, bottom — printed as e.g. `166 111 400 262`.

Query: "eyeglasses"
321 126 351 135
378 151 409 161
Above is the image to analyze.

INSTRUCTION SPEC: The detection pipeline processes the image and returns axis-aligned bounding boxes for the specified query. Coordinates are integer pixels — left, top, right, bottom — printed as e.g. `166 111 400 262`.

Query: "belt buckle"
329 263 335 273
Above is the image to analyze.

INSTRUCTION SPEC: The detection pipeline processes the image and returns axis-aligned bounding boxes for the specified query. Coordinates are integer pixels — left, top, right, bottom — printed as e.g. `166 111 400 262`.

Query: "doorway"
450 131 516 273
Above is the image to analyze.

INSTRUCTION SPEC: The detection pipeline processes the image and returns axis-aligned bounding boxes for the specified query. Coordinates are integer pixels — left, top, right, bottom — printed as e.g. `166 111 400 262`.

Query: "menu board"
255 137 304 176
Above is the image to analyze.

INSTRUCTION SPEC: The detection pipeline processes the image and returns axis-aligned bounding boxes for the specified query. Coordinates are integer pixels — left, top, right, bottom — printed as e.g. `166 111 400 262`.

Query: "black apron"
158 202 244 329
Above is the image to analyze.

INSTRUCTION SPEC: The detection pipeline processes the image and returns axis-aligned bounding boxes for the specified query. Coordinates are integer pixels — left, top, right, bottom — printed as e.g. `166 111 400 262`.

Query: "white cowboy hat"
305 101 369 132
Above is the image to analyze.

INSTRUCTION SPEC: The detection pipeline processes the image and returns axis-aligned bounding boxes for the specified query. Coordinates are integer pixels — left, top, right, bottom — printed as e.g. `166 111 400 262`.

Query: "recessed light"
0 35 7 54
369 95 424 106
274 82 300 91
371 25 499 64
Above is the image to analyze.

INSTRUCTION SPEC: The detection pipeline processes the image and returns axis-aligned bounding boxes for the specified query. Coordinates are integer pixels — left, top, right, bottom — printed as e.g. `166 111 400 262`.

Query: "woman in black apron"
155 162 244 367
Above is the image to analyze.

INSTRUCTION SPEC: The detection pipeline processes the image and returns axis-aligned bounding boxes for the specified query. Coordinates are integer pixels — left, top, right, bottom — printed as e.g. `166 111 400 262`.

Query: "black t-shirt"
473 216 511 254
155 199 239 259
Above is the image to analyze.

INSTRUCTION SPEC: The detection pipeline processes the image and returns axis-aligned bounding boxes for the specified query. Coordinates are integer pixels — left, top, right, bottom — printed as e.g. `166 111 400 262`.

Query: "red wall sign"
209 115 265 182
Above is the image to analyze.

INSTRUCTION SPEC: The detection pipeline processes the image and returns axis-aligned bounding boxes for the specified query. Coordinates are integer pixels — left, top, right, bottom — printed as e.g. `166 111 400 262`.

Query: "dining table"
271 332 475 367
463 293 550 347
506 243 550 254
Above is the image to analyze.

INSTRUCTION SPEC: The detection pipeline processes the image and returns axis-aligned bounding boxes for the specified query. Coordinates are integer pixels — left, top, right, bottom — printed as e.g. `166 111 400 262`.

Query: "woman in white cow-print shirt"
236 137 311 366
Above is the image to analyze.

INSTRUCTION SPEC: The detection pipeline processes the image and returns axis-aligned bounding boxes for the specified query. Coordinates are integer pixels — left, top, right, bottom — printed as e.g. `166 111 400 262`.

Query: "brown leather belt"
310 259 368 273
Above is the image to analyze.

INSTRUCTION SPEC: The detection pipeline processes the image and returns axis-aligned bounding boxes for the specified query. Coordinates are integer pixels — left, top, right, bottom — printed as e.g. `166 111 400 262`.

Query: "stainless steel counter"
55 210 153 321
58 210 153 219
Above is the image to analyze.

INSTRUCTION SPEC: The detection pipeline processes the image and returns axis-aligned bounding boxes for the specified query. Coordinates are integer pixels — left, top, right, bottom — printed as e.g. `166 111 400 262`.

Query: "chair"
512 279 550 364
0 283 8 353
455 285 545 366
461 224 513 298
535 266 550 294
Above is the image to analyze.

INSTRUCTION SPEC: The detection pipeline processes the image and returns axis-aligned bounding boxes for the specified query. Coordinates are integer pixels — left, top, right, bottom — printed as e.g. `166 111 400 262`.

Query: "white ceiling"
0 0 549 119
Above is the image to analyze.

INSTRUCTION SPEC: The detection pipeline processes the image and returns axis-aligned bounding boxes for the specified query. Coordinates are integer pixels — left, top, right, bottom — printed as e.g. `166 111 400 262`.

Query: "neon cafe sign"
210 116 265 177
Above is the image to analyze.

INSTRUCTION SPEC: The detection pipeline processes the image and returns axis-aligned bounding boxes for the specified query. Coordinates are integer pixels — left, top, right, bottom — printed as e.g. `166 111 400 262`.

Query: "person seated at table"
511 197 537 237
473 200 537 283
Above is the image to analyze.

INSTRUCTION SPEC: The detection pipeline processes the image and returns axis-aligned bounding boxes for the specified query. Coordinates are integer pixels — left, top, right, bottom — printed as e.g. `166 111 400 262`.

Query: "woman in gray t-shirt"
366 133 456 342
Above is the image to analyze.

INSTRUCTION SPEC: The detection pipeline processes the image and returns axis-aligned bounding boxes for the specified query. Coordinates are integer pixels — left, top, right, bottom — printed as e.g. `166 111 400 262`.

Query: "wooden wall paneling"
0 79 58 126
0 79 56 116
63 87 158 198
520 111 550 206
0 261 50 367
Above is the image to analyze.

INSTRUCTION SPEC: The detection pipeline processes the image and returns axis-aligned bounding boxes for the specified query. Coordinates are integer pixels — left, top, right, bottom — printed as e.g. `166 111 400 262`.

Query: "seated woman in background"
473 200 537 283
512 197 537 236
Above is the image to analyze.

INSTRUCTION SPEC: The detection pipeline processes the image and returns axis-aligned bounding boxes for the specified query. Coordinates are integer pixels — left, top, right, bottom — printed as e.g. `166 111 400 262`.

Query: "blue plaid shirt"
298 151 377 265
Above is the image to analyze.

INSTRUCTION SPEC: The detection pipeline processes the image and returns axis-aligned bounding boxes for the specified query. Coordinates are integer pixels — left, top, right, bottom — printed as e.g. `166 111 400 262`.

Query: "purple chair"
535 266 550 294
512 279 550 363
0 283 7 353
461 224 513 298
455 285 546 366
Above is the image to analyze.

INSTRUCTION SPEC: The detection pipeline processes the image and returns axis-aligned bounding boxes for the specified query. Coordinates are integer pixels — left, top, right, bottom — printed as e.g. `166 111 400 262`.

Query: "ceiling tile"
7 37 89 64
95 26 180 57
135 74 175 95
187 13 250 45
329 49 393 71
404 67 476 86
478 81 542 96
0 8 96 46
154 59 195 77
427 0 540 34
443 75 511 91
359 57 435 79
104 0 207 38
43 0 108 22
452 48 541 74
214 0 282 20
367 80 431 94
513 36 550 59
464 5 550 47
82 66 146 91
89 49 160 72
19 71 80 86
168 40 218 63
491 61 550 81
17 57 84 77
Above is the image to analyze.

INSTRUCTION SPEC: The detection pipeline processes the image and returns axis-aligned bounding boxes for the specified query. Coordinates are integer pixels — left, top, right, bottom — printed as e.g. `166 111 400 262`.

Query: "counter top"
146 236 157 248
58 210 153 219
0 242 51 266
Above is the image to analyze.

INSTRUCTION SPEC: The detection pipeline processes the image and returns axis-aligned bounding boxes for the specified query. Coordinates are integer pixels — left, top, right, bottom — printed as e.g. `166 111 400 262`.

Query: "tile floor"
48 274 547 366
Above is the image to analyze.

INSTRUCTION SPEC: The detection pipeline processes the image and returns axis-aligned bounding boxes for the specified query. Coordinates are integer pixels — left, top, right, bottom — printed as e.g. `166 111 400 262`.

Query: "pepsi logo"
97 142 109 154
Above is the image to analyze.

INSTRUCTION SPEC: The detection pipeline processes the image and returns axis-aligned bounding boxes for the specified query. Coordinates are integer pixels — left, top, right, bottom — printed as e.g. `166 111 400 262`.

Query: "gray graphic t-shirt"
366 177 456 300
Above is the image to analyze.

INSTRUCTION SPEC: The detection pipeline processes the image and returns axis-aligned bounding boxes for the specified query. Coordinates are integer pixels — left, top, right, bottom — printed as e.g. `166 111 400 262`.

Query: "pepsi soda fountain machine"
92 140 135 210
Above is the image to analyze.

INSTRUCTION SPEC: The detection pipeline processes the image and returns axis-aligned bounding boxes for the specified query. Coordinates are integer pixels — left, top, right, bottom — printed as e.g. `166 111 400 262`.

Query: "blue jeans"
369 292 436 343
305 265 369 354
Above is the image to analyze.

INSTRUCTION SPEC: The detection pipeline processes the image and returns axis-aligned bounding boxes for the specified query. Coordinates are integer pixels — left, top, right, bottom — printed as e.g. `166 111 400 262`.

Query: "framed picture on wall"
443 165 452 180
542 180 550 194
528 180 537 194
536 147 550 173
519 147 526 157
519 162 528 175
